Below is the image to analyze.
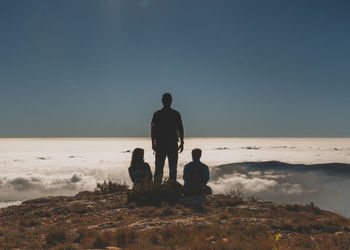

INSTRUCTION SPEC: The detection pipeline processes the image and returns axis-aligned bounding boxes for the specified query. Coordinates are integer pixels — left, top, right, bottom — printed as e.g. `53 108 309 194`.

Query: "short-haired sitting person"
128 148 153 186
183 148 212 196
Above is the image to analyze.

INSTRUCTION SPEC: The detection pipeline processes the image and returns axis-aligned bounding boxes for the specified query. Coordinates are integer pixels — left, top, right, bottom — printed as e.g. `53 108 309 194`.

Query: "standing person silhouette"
151 93 184 184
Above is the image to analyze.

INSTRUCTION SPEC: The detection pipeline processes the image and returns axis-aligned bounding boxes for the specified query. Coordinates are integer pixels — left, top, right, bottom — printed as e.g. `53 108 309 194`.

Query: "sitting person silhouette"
183 148 212 196
128 148 153 186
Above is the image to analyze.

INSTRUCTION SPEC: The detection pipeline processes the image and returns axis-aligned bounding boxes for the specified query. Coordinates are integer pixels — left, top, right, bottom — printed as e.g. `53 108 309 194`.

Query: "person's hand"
178 141 184 153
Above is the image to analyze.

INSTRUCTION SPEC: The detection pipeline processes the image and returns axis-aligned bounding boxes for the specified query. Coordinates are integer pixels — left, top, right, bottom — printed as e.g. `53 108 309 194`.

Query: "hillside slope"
0 188 350 249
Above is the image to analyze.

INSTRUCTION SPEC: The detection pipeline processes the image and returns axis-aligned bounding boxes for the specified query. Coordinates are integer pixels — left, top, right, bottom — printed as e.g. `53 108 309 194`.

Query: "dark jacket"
151 107 183 148
183 160 210 187
128 162 152 185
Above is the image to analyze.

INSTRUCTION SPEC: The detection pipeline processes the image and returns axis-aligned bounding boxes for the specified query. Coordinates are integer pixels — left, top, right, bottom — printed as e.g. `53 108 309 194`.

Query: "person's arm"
183 164 190 183
177 113 184 153
128 167 135 184
202 164 210 185
151 113 157 151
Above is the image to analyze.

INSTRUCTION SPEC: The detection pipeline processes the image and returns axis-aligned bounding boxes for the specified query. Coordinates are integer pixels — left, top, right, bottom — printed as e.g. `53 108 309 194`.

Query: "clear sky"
1 0 349 137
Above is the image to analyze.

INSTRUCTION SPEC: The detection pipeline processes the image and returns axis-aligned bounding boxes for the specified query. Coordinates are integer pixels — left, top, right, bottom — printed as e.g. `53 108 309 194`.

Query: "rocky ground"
0 187 350 249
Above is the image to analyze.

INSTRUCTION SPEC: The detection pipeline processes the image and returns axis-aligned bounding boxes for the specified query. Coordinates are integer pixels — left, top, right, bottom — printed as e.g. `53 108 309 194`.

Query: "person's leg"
154 150 167 184
168 149 178 182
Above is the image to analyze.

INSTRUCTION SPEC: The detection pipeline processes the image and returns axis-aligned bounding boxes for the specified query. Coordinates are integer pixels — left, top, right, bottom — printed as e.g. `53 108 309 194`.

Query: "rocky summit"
0 187 350 249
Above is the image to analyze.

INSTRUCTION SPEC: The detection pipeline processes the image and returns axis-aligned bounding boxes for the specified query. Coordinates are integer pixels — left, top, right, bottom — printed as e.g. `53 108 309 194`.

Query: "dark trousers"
154 146 178 184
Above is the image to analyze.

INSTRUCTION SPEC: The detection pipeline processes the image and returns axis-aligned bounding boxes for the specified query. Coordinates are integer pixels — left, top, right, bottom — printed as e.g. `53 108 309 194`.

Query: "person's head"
162 93 172 108
192 148 202 161
131 148 144 166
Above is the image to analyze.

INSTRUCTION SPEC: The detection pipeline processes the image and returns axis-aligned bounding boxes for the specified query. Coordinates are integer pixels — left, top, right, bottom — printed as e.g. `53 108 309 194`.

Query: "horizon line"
1 137 350 140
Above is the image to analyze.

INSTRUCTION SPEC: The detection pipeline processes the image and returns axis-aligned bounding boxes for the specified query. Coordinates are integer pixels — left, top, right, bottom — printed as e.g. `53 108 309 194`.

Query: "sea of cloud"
1 138 350 215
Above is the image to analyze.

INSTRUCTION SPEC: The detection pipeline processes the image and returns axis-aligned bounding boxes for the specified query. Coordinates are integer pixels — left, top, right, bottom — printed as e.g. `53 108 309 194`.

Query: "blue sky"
1 0 349 137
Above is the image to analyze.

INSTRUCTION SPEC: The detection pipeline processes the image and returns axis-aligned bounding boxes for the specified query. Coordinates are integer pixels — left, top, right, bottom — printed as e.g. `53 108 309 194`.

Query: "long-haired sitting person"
128 148 153 186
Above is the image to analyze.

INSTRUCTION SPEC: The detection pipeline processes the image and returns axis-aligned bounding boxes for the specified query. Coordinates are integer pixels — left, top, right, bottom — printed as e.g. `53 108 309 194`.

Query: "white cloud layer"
0 138 350 215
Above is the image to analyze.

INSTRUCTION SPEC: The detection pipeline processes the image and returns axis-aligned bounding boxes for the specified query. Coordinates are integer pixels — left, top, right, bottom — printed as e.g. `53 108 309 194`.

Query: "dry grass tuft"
95 180 129 194
127 180 184 205
46 226 67 246
214 194 245 207
161 206 175 216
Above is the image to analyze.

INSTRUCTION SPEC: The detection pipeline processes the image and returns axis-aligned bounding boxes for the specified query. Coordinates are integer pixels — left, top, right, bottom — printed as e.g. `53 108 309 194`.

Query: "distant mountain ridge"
213 161 350 179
